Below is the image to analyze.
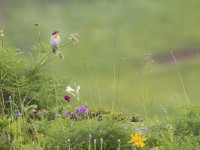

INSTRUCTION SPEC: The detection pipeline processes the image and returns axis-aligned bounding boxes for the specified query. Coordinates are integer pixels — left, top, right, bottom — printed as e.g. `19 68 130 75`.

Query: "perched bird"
50 30 61 53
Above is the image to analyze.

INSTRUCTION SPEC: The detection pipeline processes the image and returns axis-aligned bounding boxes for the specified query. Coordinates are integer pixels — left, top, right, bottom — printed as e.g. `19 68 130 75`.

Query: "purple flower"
99 115 104 118
100 138 103 144
18 113 22 117
8 96 12 101
14 110 18 114
89 134 92 139
65 112 73 118
76 108 79 113
77 115 80 119
85 105 88 109
80 107 86 114
87 110 91 114
64 95 70 102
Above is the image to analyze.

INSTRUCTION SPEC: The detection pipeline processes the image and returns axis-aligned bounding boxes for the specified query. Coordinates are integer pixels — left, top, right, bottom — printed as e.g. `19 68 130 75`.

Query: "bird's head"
52 30 59 38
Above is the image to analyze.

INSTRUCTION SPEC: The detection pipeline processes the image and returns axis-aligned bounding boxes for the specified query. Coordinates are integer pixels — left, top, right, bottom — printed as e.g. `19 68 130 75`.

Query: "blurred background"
1 0 200 118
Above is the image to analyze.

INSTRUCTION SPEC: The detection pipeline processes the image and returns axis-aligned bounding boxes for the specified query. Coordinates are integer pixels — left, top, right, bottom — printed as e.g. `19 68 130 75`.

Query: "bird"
50 30 61 53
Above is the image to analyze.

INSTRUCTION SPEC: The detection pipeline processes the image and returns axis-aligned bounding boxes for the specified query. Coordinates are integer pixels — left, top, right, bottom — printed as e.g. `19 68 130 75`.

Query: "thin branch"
60 40 72 48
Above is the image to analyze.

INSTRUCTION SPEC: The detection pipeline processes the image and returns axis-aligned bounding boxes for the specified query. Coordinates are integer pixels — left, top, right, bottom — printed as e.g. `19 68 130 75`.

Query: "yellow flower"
128 132 147 148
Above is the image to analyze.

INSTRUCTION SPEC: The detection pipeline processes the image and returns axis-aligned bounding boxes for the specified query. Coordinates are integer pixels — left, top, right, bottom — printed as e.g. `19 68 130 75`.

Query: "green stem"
37 27 45 52
60 40 72 48
37 51 53 65
89 139 91 150
40 55 59 65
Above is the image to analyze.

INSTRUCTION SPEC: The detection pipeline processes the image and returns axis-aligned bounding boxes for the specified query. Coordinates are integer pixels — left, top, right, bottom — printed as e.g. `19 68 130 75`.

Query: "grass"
1 0 200 117
0 0 200 149
0 29 199 149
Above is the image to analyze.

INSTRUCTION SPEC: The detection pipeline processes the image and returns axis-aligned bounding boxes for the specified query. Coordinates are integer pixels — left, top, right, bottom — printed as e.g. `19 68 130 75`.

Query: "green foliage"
141 104 200 150
174 104 200 136
0 115 9 131
39 116 131 150
0 43 69 113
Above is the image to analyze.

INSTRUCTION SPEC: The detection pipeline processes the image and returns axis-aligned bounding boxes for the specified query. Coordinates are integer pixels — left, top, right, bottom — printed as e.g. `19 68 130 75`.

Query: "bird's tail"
53 48 56 53
52 46 56 53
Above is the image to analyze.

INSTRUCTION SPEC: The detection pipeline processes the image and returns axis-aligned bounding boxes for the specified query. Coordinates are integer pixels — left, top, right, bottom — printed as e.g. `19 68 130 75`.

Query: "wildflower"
14 110 18 114
0 30 4 37
77 115 80 119
8 96 12 101
69 112 73 117
85 104 88 109
76 108 80 115
99 115 104 118
64 95 71 102
76 85 80 94
69 33 79 44
128 132 147 148
76 85 80 100
66 86 76 97
100 138 103 144
89 134 92 139
66 86 75 92
118 139 121 144
18 113 22 117
80 107 86 114
32 140 36 145
166 124 173 130
65 112 73 118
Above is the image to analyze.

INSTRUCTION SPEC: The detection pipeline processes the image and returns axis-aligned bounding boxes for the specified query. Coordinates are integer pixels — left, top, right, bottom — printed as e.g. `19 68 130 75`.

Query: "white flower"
76 85 80 100
76 85 80 94
66 86 76 97
66 86 75 92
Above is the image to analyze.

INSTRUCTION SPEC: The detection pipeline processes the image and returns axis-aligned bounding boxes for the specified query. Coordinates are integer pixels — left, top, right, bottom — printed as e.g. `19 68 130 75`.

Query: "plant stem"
171 51 190 104
40 55 59 65
89 139 91 150
60 40 72 48
112 56 116 112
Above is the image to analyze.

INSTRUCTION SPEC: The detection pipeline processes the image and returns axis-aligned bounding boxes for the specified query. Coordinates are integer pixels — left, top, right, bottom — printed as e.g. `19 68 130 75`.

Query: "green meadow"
0 0 200 149
1 0 200 117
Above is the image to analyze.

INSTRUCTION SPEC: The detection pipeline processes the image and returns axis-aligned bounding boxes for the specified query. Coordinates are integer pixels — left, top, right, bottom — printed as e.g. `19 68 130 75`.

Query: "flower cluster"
65 112 73 118
65 105 90 119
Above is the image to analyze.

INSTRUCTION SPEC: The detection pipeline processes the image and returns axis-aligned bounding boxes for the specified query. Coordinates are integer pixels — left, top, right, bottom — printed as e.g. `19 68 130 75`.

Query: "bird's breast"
50 36 61 46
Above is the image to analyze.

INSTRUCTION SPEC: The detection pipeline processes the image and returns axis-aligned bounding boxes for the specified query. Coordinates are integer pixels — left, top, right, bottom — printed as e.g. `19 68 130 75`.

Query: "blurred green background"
1 0 200 118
